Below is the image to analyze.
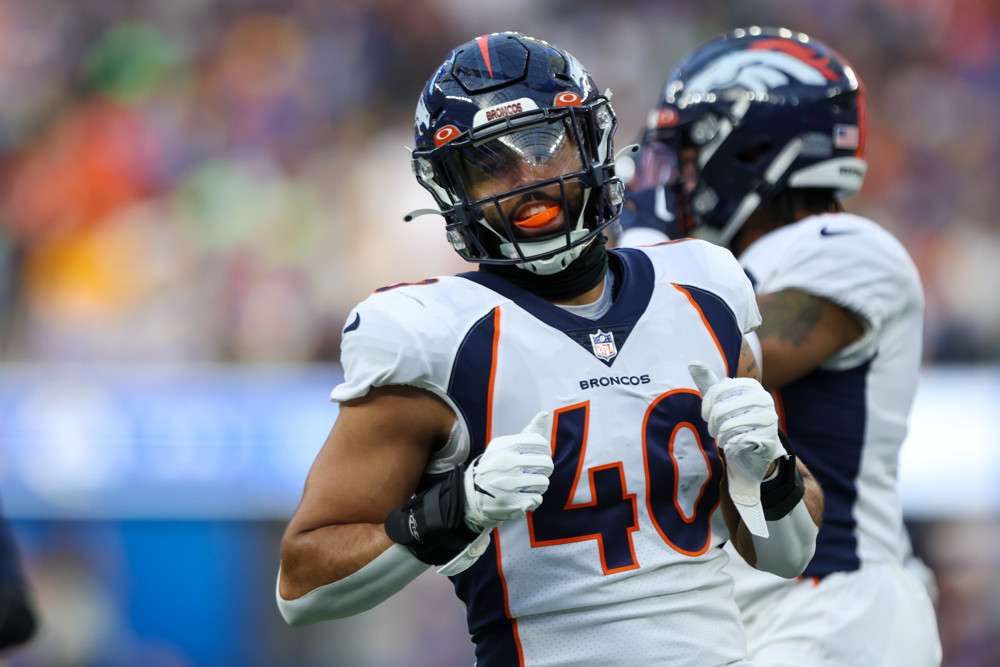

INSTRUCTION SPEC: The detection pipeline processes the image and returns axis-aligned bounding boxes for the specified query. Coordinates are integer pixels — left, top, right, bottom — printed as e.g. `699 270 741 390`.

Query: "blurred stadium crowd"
0 0 998 365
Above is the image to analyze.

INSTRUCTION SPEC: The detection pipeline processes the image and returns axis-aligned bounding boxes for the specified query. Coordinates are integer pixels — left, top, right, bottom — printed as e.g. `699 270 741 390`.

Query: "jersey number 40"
526 390 723 574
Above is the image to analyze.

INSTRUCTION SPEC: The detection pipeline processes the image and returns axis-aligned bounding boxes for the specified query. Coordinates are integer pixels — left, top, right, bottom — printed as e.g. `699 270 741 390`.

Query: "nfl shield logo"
589 330 617 361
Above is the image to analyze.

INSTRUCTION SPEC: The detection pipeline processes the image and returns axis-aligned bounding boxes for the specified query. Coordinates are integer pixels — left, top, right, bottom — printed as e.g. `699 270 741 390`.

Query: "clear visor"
631 132 680 192
456 118 588 199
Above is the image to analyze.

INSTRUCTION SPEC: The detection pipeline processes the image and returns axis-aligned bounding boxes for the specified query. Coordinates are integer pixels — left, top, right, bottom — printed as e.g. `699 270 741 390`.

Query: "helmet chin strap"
499 229 591 275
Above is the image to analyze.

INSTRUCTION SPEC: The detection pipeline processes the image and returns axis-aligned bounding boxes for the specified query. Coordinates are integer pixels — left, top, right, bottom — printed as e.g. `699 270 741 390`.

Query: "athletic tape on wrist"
384 466 481 565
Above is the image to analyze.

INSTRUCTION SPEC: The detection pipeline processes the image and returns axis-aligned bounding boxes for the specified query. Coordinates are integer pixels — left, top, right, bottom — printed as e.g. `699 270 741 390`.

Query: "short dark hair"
772 188 843 224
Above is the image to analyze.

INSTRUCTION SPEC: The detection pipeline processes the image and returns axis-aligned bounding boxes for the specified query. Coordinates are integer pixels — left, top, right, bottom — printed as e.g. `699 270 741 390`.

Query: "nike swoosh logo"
820 226 858 237
343 313 361 333
654 185 675 223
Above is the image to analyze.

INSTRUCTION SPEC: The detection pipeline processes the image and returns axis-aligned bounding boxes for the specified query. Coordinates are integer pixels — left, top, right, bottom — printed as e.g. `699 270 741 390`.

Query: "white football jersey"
724 212 925 603
333 241 760 667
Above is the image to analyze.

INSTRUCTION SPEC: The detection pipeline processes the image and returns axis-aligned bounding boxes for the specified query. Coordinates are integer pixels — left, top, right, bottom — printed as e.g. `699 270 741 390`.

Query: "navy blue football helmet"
636 26 868 245
409 32 624 274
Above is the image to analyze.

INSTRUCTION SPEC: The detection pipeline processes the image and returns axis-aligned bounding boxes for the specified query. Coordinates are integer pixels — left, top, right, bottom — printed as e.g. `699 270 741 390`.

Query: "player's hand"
689 361 786 536
463 411 554 531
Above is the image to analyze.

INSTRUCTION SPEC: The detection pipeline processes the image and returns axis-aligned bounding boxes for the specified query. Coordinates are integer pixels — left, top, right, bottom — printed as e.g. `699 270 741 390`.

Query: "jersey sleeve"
746 219 922 368
688 239 762 335
618 226 671 248
641 239 761 378
330 299 433 403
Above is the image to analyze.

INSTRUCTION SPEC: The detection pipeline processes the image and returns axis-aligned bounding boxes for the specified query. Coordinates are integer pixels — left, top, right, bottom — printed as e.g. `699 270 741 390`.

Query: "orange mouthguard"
515 205 561 228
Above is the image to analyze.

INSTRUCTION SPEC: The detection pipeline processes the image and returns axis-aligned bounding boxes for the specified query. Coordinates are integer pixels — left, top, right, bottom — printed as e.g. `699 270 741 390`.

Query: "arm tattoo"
739 339 760 381
757 290 826 348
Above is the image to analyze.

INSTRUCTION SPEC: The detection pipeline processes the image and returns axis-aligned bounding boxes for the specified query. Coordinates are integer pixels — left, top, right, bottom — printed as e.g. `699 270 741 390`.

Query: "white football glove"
438 412 554 576
689 361 786 538
463 411 554 530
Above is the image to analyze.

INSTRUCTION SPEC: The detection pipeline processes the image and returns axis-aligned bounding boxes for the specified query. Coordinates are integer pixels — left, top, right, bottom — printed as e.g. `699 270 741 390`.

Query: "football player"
621 26 941 666
276 32 822 666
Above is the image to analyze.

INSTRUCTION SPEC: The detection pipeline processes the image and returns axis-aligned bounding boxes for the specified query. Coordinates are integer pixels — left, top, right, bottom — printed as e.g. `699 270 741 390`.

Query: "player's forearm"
799 462 824 525
728 455 823 576
277 522 429 626
279 522 394 600
747 458 822 577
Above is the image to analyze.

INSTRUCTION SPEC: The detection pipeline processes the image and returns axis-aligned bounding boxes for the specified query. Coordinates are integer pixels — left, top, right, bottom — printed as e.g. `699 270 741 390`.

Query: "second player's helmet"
639 26 868 245
410 32 624 274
